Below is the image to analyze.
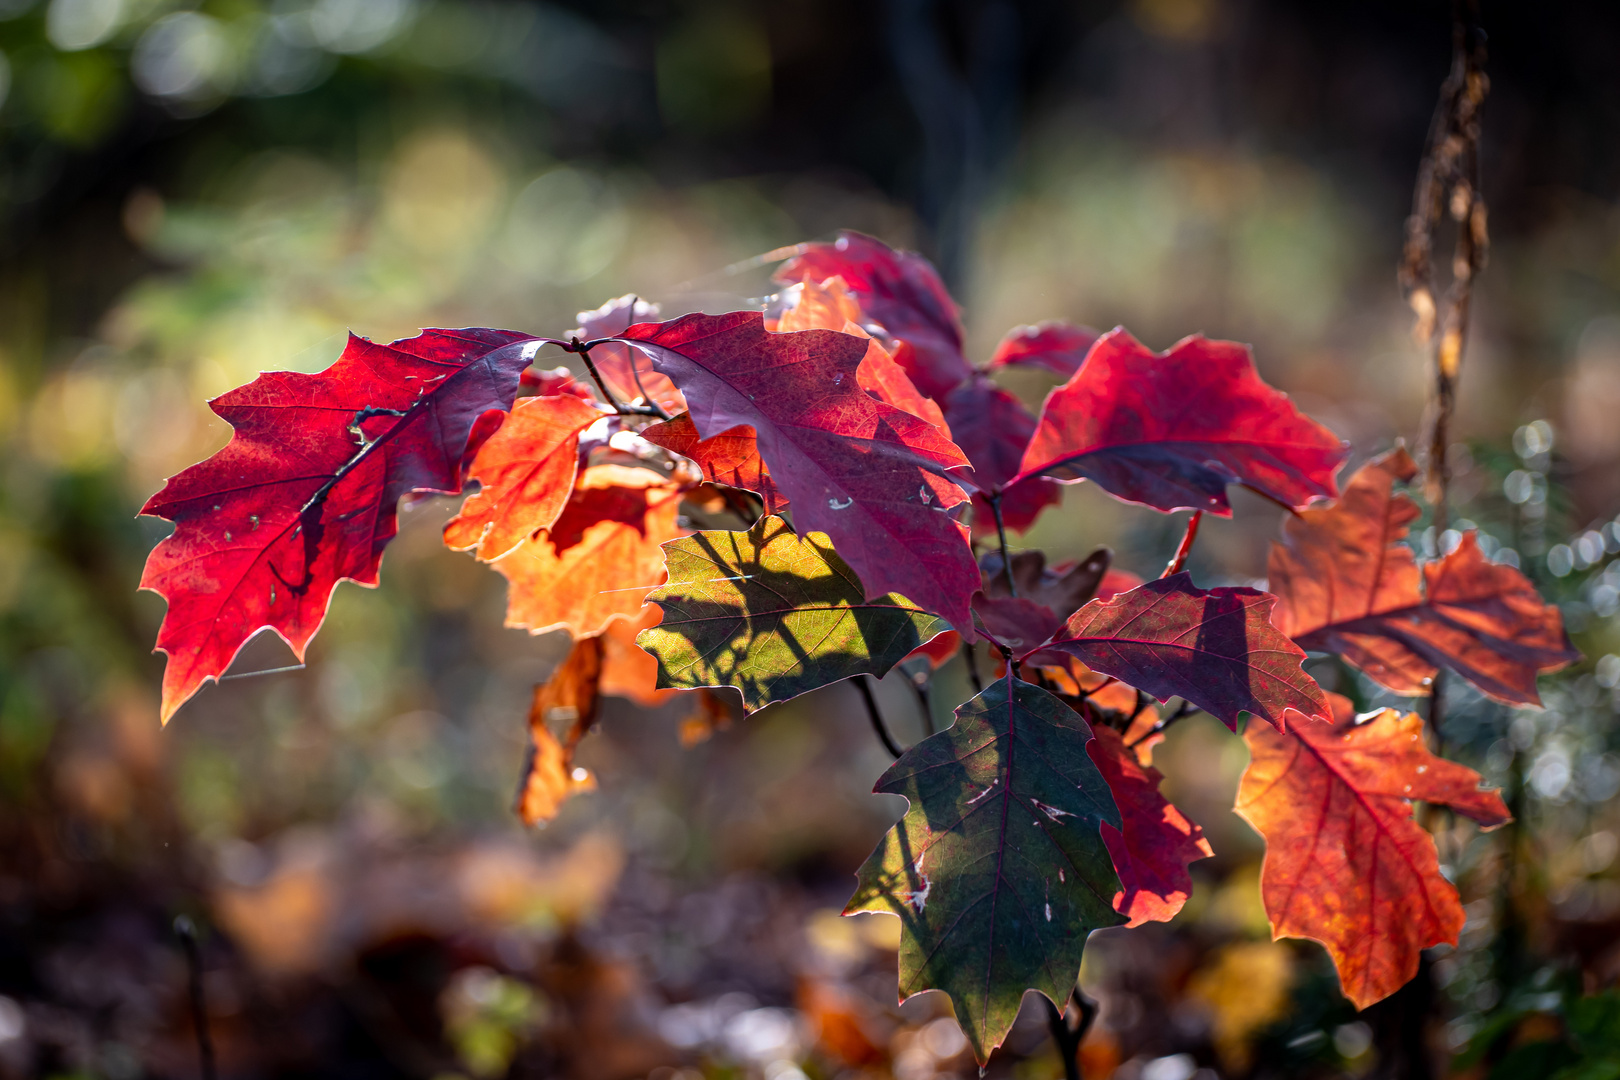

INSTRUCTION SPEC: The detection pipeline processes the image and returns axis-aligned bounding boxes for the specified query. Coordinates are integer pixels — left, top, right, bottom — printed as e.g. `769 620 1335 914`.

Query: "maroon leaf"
1027 574 1331 732
987 321 1100 379
943 374 1062 535
140 328 548 722
1016 329 1348 515
774 231 973 399
614 312 979 630
1089 725 1213 927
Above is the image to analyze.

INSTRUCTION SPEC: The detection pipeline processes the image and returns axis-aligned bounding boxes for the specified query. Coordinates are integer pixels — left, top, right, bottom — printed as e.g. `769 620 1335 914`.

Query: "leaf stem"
174 916 217 1080
908 669 936 737
1161 510 1203 577
570 338 671 419
962 639 984 694
1126 699 1199 748
987 493 1016 597
856 675 903 759
1043 985 1098 1080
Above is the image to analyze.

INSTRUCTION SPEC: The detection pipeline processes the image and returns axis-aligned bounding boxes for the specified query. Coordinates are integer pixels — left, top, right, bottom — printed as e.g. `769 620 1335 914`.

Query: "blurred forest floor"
3 1 1620 1078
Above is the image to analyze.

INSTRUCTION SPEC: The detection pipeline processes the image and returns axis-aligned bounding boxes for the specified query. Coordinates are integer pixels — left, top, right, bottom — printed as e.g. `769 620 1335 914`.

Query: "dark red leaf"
1016 329 1348 515
1089 725 1212 927
140 328 547 722
774 231 973 399
972 548 1112 652
987 321 1100 378
1269 448 1579 704
614 311 979 630
943 374 1062 535
1027 573 1331 732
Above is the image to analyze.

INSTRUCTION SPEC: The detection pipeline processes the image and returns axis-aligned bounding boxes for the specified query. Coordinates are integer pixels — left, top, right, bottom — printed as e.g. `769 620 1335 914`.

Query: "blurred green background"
2 0 1620 1077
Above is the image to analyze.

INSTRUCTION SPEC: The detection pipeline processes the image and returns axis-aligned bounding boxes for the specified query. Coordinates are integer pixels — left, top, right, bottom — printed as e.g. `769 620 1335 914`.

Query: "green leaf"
845 673 1124 1063
637 515 950 711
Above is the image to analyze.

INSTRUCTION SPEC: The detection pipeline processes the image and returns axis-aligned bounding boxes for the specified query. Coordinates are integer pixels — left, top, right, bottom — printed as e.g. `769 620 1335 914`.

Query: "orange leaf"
641 414 789 515
598 604 676 705
443 394 602 561
776 275 865 333
677 689 733 747
517 638 602 825
1269 448 1578 704
493 464 685 638
1234 696 1510 1008
1090 725 1212 927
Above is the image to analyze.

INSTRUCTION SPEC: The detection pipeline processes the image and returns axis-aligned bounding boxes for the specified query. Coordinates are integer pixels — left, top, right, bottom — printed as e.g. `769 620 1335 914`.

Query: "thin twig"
174 916 217 1080
1044 984 1099 1080
1126 699 1199 748
570 338 670 419
987 493 1016 597
856 675 903 759
1162 510 1203 577
962 640 984 694
908 670 937 737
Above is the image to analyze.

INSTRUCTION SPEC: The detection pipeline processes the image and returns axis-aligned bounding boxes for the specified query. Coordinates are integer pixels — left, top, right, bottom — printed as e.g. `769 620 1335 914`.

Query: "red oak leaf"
140 328 548 723
641 414 790 516
1236 697 1510 1009
973 548 1112 652
572 294 684 413
774 231 973 399
443 393 602 561
613 311 979 631
1027 574 1331 732
777 276 950 430
1097 568 1145 601
520 365 596 399
987 321 1100 379
943 375 1062 535
1089 725 1213 927
1015 329 1348 515
492 464 686 638
1269 448 1579 704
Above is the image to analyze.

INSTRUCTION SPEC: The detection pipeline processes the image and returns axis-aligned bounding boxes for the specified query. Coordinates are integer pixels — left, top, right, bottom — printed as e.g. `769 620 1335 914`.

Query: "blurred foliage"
1 0 1619 1077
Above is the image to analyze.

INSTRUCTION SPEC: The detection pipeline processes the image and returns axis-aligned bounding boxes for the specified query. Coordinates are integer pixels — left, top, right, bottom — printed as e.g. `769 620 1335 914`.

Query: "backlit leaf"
1029 574 1331 732
517 637 602 825
775 231 973 399
637 515 951 711
845 673 1124 1063
443 393 602 561
1269 448 1579 705
493 464 686 638
641 413 790 515
944 374 1061 535
1235 697 1510 1009
987 321 1100 379
615 310 978 631
139 327 548 723
1016 329 1347 515
573 294 684 413
1088 725 1212 927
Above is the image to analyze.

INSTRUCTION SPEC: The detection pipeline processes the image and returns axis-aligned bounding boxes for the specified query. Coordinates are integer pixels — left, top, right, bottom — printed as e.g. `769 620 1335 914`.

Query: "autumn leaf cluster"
138 231 1577 1061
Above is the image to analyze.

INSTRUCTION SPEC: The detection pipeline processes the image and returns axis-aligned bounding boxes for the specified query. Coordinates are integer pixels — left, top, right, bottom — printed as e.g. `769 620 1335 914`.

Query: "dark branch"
856 675 903 759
